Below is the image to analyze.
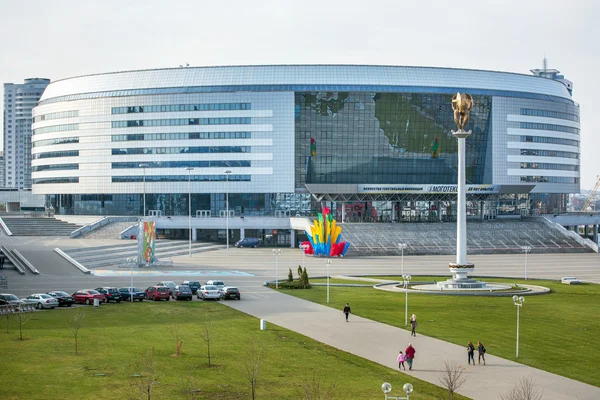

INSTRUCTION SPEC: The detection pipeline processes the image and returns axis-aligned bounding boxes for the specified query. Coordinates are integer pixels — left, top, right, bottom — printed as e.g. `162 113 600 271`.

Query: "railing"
0 217 13 236
71 216 139 238
0 304 36 314
54 248 91 274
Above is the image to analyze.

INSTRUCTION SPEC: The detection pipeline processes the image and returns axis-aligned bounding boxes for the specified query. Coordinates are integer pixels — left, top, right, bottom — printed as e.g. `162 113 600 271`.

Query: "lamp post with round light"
398 243 408 276
185 167 194 257
300 244 310 272
223 169 232 250
326 259 332 303
403 274 411 326
139 163 149 217
521 245 532 280
513 295 525 358
272 249 282 289
381 382 413 400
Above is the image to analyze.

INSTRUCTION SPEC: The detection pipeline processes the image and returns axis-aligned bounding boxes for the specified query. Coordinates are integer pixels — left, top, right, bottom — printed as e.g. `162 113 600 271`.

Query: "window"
111 117 251 128
520 108 579 122
111 103 251 114
112 174 251 182
519 122 579 135
111 132 251 141
111 146 250 155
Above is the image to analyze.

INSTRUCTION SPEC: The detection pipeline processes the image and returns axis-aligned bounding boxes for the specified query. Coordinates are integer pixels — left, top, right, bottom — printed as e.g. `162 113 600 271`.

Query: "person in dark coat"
343 303 351 322
467 341 475 365
478 341 486 365
404 343 416 370
410 314 418 337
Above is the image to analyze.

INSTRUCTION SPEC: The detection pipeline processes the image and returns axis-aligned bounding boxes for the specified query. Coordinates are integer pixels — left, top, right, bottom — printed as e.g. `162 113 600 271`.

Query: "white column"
240 228 245 240
290 229 296 248
192 228 197 241
456 134 468 265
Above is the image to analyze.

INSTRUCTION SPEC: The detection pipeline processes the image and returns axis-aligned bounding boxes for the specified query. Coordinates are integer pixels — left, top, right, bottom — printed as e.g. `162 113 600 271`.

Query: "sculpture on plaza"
451 92 473 132
301 207 350 257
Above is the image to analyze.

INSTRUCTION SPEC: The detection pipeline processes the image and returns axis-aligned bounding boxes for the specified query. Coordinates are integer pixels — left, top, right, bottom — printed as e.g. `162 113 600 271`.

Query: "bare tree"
438 361 466 400
179 364 202 400
241 340 263 400
500 376 543 400
4 311 10 334
69 309 85 355
296 370 337 400
131 348 159 400
16 308 32 341
201 311 215 367
172 324 183 357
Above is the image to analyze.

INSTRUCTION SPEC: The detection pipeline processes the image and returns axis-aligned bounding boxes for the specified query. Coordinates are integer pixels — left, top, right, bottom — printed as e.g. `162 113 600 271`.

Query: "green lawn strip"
0 302 467 400
283 277 600 387
310 278 378 285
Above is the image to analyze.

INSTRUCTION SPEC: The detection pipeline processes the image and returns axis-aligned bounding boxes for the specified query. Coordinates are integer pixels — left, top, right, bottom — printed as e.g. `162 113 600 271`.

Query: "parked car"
118 287 146 302
47 291 75 307
146 286 170 301
72 289 106 305
182 280 201 294
198 285 221 301
235 237 260 248
21 293 59 309
157 281 177 295
95 287 122 303
0 293 25 307
220 286 241 300
205 280 225 291
172 285 193 301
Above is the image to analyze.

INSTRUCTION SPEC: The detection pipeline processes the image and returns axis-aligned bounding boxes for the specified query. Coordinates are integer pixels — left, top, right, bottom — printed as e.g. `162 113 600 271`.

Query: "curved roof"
39 64 573 102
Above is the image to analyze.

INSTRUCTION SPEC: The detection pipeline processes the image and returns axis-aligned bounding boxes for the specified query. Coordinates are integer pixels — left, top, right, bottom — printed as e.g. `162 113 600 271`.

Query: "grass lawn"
310 278 377 285
283 276 600 387
0 301 468 400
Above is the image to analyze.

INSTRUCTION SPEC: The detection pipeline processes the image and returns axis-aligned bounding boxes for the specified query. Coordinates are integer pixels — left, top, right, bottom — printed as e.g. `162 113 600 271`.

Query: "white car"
206 280 225 291
561 276 582 285
21 293 59 309
198 285 221 301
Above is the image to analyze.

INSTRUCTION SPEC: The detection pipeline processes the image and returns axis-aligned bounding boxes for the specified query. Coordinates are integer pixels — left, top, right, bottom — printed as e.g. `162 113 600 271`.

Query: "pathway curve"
225 290 600 400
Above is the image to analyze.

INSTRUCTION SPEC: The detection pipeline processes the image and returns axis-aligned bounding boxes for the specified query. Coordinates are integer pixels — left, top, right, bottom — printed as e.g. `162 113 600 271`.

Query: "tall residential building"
0 151 5 187
3 78 50 188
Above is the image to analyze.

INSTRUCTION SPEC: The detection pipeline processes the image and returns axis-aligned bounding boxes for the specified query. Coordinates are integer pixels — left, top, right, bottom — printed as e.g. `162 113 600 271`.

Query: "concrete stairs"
80 221 137 239
61 240 225 269
1 217 82 236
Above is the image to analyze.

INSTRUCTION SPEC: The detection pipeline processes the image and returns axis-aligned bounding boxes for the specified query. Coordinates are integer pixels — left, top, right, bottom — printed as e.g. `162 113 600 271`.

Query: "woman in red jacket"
405 343 416 370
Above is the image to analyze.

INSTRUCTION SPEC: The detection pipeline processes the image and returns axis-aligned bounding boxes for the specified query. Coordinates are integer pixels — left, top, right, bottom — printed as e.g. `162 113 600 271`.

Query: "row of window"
111 132 252 142
111 117 251 128
33 137 79 147
34 150 79 159
33 164 79 172
111 103 251 114
519 136 579 147
520 176 579 184
112 175 251 183
520 162 579 171
33 177 79 184
519 122 579 135
520 108 579 122
33 123 79 135
33 110 79 122
112 160 251 169
112 146 250 155
520 149 579 159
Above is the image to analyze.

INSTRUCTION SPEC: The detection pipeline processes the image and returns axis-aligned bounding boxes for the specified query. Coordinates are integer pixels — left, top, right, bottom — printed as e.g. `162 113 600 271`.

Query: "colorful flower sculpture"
302 207 350 257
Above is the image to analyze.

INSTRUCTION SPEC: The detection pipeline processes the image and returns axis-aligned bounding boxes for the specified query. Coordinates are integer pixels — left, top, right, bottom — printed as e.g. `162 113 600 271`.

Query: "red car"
72 289 106 305
145 286 170 301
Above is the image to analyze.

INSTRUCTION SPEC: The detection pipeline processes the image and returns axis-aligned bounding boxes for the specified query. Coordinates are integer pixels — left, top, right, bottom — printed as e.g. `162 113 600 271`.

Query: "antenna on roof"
542 55 548 72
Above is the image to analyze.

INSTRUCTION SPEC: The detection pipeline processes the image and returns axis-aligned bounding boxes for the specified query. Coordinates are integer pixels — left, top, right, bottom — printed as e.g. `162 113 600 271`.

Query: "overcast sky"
1 0 598 189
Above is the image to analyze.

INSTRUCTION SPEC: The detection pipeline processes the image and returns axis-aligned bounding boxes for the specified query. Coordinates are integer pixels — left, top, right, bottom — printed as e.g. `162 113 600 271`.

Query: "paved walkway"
225 290 600 400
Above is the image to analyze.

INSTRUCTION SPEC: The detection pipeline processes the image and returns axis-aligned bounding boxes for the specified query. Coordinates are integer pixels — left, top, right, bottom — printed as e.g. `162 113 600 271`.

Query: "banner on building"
357 184 501 194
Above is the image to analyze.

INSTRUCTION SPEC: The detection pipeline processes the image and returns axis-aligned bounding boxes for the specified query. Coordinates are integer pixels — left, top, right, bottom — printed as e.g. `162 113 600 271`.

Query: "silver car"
0 293 26 307
21 293 59 309
198 285 221 301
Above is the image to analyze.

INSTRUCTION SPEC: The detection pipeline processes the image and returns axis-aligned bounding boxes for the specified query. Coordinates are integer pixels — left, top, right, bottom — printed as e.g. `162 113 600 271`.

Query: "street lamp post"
403 274 412 326
326 259 332 303
381 382 413 400
223 170 232 250
521 246 532 280
185 167 194 257
300 244 310 272
513 295 525 358
139 163 149 217
272 249 282 289
398 243 408 276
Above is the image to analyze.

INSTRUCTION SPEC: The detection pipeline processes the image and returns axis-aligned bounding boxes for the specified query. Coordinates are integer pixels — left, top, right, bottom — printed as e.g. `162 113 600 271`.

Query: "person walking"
343 303 351 322
410 314 418 337
405 343 416 370
478 341 486 365
467 341 475 365
396 350 406 370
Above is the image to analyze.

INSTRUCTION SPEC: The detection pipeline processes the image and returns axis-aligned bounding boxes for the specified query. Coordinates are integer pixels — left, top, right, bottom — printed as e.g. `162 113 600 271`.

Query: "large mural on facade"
302 207 350 257
138 221 156 266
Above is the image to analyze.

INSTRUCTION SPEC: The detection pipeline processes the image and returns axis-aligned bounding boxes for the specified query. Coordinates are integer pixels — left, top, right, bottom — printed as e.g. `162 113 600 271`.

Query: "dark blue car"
118 287 146 302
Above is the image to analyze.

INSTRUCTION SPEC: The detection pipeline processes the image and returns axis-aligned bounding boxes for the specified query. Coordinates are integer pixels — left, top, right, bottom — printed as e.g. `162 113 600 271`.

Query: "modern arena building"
30 65 580 243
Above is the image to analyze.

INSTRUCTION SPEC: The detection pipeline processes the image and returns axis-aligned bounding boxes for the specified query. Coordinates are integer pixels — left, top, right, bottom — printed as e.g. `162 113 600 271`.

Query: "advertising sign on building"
357 184 500 194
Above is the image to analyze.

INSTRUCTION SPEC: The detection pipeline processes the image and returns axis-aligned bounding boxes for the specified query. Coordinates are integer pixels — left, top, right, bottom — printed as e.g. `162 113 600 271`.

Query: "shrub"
288 268 294 282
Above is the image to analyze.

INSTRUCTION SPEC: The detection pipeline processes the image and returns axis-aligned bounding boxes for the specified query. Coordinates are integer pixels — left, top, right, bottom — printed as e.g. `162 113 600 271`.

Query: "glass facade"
295 92 492 185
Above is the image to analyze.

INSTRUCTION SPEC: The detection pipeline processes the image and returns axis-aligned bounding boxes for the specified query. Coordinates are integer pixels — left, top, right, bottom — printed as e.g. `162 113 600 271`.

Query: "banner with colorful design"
138 221 156 266
301 207 350 257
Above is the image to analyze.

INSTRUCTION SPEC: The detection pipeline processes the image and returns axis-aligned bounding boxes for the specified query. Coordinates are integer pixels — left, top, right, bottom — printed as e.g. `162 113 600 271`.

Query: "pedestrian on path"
397 350 406 370
343 303 351 322
405 343 416 370
467 341 475 365
478 341 486 365
410 314 418 336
